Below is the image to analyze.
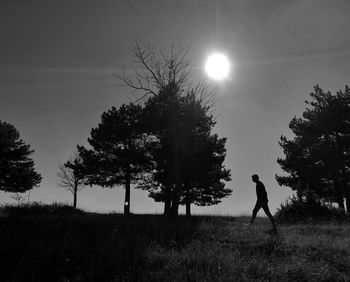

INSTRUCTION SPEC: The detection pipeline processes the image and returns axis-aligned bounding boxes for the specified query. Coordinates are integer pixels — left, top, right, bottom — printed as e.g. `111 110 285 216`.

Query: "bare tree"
117 40 216 110
116 40 192 100
57 153 85 208
11 193 26 206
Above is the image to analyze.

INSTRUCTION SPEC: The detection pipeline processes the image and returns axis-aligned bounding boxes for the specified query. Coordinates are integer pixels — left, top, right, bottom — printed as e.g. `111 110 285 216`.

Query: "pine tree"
0 121 41 193
78 103 153 215
138 89 232 216
276 85 350 212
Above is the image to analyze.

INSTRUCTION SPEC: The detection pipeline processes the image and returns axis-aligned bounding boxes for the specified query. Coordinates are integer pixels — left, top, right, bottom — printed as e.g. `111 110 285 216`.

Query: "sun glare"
205 53 230 80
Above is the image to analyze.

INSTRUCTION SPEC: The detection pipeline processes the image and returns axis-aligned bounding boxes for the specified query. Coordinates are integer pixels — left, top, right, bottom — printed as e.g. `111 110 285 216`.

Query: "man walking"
249 174 277 232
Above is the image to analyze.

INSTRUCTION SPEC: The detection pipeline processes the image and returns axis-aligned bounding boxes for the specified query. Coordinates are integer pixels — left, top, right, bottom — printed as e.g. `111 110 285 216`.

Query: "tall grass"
0 204 349 281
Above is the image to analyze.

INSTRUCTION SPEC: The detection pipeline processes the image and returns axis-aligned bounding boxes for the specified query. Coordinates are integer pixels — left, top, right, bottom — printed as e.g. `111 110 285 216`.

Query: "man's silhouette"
249 174 277 232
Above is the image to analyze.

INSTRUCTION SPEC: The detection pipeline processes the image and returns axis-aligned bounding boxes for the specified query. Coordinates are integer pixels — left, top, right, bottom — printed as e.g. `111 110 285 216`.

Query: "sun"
205 53 230 80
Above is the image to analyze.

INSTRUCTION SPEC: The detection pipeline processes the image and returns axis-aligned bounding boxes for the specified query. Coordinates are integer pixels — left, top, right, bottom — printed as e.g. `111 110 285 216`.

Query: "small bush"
275 196 345 223
0 202 85 217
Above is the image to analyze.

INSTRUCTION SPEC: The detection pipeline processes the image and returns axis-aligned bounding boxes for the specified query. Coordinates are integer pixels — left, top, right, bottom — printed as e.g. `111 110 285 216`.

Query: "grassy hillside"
0 205 349 281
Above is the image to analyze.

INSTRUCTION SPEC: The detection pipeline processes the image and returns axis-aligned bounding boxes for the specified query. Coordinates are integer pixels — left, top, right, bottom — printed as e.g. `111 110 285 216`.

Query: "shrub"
0 202 85 217
275 196 345 223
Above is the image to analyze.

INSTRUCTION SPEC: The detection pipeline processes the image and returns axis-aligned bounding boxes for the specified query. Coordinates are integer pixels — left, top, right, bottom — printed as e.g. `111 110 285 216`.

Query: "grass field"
0 205 349 281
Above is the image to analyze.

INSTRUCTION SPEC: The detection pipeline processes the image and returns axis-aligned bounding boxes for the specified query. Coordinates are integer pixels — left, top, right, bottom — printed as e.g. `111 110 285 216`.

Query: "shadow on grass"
0 204 209 281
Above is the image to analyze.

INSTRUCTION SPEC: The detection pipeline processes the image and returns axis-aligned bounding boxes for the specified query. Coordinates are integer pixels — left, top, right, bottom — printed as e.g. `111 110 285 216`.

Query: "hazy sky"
1 0 350 215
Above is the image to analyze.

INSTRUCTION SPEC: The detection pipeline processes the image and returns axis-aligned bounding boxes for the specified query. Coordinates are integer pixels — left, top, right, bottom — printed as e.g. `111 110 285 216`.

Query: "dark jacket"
256 181 268 202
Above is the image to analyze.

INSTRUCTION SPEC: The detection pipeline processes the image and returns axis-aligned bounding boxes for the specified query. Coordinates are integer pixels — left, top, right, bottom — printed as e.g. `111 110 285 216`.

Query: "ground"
0 206 349 281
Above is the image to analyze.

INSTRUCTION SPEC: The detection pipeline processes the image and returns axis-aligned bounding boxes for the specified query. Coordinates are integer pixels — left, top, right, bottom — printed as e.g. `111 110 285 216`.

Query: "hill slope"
0 208 349 281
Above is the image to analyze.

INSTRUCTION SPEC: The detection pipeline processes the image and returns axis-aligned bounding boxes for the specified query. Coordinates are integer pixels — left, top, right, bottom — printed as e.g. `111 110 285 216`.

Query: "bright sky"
1 0 350 215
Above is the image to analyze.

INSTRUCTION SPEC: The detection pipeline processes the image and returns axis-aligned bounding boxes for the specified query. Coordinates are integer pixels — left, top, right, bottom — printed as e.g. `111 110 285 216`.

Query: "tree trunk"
170 149 181 218
296 188 303 202
346 196 350 214
163 168 172 216
305 191 316 205
163 185 172 216
164 201 171 215
124 164 131 215
185 183 191 217
337 197 345 211
124 136 132 216
186 201 191 217
171 186 180 217
333 177 345 212
340 166 349 214
73 187 77 209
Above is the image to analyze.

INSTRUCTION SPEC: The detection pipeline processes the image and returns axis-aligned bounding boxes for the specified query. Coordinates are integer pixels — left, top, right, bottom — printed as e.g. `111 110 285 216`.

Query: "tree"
136 83 231 216
119 41 231 217
276 85 350 212
0 120 41 193
57 153 86 208
118 42 193 217
11 193 26 206
179 91 231 215
78 103 153 215
142 91 231 216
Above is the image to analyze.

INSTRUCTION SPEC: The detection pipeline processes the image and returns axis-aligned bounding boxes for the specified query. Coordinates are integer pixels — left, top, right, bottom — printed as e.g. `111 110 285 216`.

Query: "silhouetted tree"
78 103 153 215
137 88 231 216
118 41 193 217
57 153 86 208
118 41 229 217
0 121 41 194
276 85 350 213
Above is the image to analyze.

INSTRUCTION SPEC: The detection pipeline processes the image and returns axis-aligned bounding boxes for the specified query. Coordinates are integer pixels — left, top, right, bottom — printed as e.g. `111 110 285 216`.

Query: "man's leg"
250 201 262 225
261 202 277 231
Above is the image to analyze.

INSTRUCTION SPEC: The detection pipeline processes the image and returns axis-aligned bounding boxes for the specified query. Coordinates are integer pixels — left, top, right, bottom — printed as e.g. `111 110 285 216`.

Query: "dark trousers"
250 200 276 229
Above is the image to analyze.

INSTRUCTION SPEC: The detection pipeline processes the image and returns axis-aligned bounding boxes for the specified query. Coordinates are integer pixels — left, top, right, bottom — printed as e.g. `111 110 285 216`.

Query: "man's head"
252 174 259 183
